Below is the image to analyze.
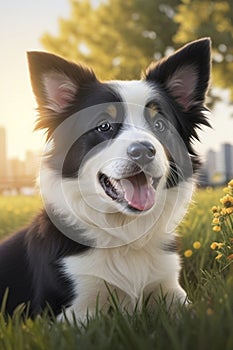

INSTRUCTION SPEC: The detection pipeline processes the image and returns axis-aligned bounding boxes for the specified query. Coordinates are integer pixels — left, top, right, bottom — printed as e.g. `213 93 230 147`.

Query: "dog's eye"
97 120 112 132
154 120 166 132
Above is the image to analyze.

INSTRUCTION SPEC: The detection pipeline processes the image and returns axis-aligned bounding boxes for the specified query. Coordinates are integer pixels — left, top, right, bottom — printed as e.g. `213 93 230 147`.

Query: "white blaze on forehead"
110 80 157 126
111 80 155 104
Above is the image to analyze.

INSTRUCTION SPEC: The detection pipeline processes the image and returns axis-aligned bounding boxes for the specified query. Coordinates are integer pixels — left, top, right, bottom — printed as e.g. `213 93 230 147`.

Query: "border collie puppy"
0 38 211 321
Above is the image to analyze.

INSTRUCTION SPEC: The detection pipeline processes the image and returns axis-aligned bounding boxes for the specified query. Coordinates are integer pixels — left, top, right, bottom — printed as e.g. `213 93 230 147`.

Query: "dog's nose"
127 141 156 165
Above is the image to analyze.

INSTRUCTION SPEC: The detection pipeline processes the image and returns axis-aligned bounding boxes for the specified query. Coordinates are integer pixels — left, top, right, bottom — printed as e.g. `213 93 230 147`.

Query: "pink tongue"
120 173 155 211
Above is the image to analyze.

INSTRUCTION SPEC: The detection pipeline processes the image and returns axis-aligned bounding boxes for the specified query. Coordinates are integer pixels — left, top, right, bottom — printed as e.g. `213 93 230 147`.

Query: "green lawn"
0 187 233 350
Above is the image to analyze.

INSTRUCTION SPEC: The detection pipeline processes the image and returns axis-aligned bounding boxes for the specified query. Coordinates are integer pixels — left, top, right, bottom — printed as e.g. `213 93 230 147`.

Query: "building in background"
7 151 40 182
203 143 233 186
206 149 217 184
8 158 25 179
0 127 41 193
1 125 233 190
24 150 41 178
221 143 233 182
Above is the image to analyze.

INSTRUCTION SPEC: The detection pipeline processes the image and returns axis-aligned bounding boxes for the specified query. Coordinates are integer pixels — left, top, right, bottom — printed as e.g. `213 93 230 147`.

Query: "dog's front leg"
57 276 111 323
144 279 188 311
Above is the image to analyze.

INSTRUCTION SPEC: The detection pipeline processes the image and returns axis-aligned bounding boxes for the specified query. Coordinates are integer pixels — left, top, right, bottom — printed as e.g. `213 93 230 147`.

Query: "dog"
0 38 211 321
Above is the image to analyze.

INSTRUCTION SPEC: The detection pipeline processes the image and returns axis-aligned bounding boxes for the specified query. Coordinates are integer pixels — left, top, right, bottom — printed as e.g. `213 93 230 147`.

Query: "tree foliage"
41 0 233 99
41 0 180 80
174 0 233 100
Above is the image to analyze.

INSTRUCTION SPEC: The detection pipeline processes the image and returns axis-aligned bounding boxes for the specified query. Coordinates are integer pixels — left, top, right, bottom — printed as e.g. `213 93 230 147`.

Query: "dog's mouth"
98 171 161 212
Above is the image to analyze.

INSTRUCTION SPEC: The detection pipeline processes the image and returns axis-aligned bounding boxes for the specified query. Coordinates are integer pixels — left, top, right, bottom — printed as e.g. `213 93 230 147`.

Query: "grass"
0 195 42 240
0 186 233 350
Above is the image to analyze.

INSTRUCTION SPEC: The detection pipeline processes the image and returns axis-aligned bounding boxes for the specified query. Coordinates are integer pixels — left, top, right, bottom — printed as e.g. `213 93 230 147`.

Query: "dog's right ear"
27 52 96 114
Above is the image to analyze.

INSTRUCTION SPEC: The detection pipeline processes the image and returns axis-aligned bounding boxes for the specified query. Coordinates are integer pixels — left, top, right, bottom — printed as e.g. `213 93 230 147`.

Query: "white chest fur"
60 238 185 321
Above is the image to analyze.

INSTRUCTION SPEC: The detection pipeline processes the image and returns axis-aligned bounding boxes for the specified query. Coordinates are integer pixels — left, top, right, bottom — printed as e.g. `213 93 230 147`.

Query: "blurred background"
0 0 233 194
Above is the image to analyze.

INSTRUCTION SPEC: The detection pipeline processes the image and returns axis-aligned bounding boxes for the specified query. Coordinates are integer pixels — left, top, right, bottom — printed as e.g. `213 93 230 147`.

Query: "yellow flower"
184 249 193 258
193 241 201 249
220 194 233 208
226 207 233 215
220 208 227 216
210 242 224 250
228 179 233 188
213 212 220 218
211 242 218 250
212 206 219 213
215 252 223 260
223 187 230 193
212 218 220 224
210 242 218 250
213 225 221 232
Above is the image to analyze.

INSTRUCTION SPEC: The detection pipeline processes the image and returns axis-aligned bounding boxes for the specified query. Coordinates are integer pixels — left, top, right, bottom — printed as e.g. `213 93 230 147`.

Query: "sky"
0 0 70 159
0 0 232 160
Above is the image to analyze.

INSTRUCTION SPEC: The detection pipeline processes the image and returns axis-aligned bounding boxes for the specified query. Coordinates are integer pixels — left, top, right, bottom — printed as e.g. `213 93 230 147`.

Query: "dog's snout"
127 141 156 165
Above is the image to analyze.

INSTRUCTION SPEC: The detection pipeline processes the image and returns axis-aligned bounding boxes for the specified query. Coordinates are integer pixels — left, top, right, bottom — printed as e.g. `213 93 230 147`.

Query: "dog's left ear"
145 38 211 111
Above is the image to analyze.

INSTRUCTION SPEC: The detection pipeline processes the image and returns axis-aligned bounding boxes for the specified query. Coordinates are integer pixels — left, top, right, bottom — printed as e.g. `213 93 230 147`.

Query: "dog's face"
71 84 170 216
28 38 211 247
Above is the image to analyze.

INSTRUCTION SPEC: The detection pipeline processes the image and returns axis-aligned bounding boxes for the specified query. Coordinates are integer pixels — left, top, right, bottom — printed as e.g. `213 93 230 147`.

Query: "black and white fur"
0 38 211 320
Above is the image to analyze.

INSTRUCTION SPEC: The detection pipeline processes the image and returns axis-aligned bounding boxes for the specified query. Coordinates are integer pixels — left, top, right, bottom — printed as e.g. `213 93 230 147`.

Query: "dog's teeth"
149 177 153 185
110 177 124 197
110 178 116 186
111 178 119 189
145 175 153 185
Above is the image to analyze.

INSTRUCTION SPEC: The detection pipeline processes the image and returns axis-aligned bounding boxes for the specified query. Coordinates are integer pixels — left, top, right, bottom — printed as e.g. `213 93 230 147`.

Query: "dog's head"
28 38 211 247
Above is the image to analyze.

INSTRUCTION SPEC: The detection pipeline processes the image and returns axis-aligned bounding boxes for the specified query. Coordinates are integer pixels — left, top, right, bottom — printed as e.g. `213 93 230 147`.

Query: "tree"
174 0 233 100
41 0 233 101
41 0 180 80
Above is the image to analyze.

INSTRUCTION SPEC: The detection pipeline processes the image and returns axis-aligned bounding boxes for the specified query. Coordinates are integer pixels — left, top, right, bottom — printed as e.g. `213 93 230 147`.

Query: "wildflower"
184 249 193 258
220 194 233 208
212 206 219 213
212 218 220 225
220 208 227 216
217 242 224 248
226 207 233 215
213 225 221 232
210 242 218 250
210 242 224 250
228 179 233 188
223 187 230 193
193 241 201 249
215 252 223 260
210 183 233 263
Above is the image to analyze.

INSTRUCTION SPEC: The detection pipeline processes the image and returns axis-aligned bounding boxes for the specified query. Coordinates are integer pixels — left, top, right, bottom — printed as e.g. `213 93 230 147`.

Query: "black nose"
127 141 156 165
